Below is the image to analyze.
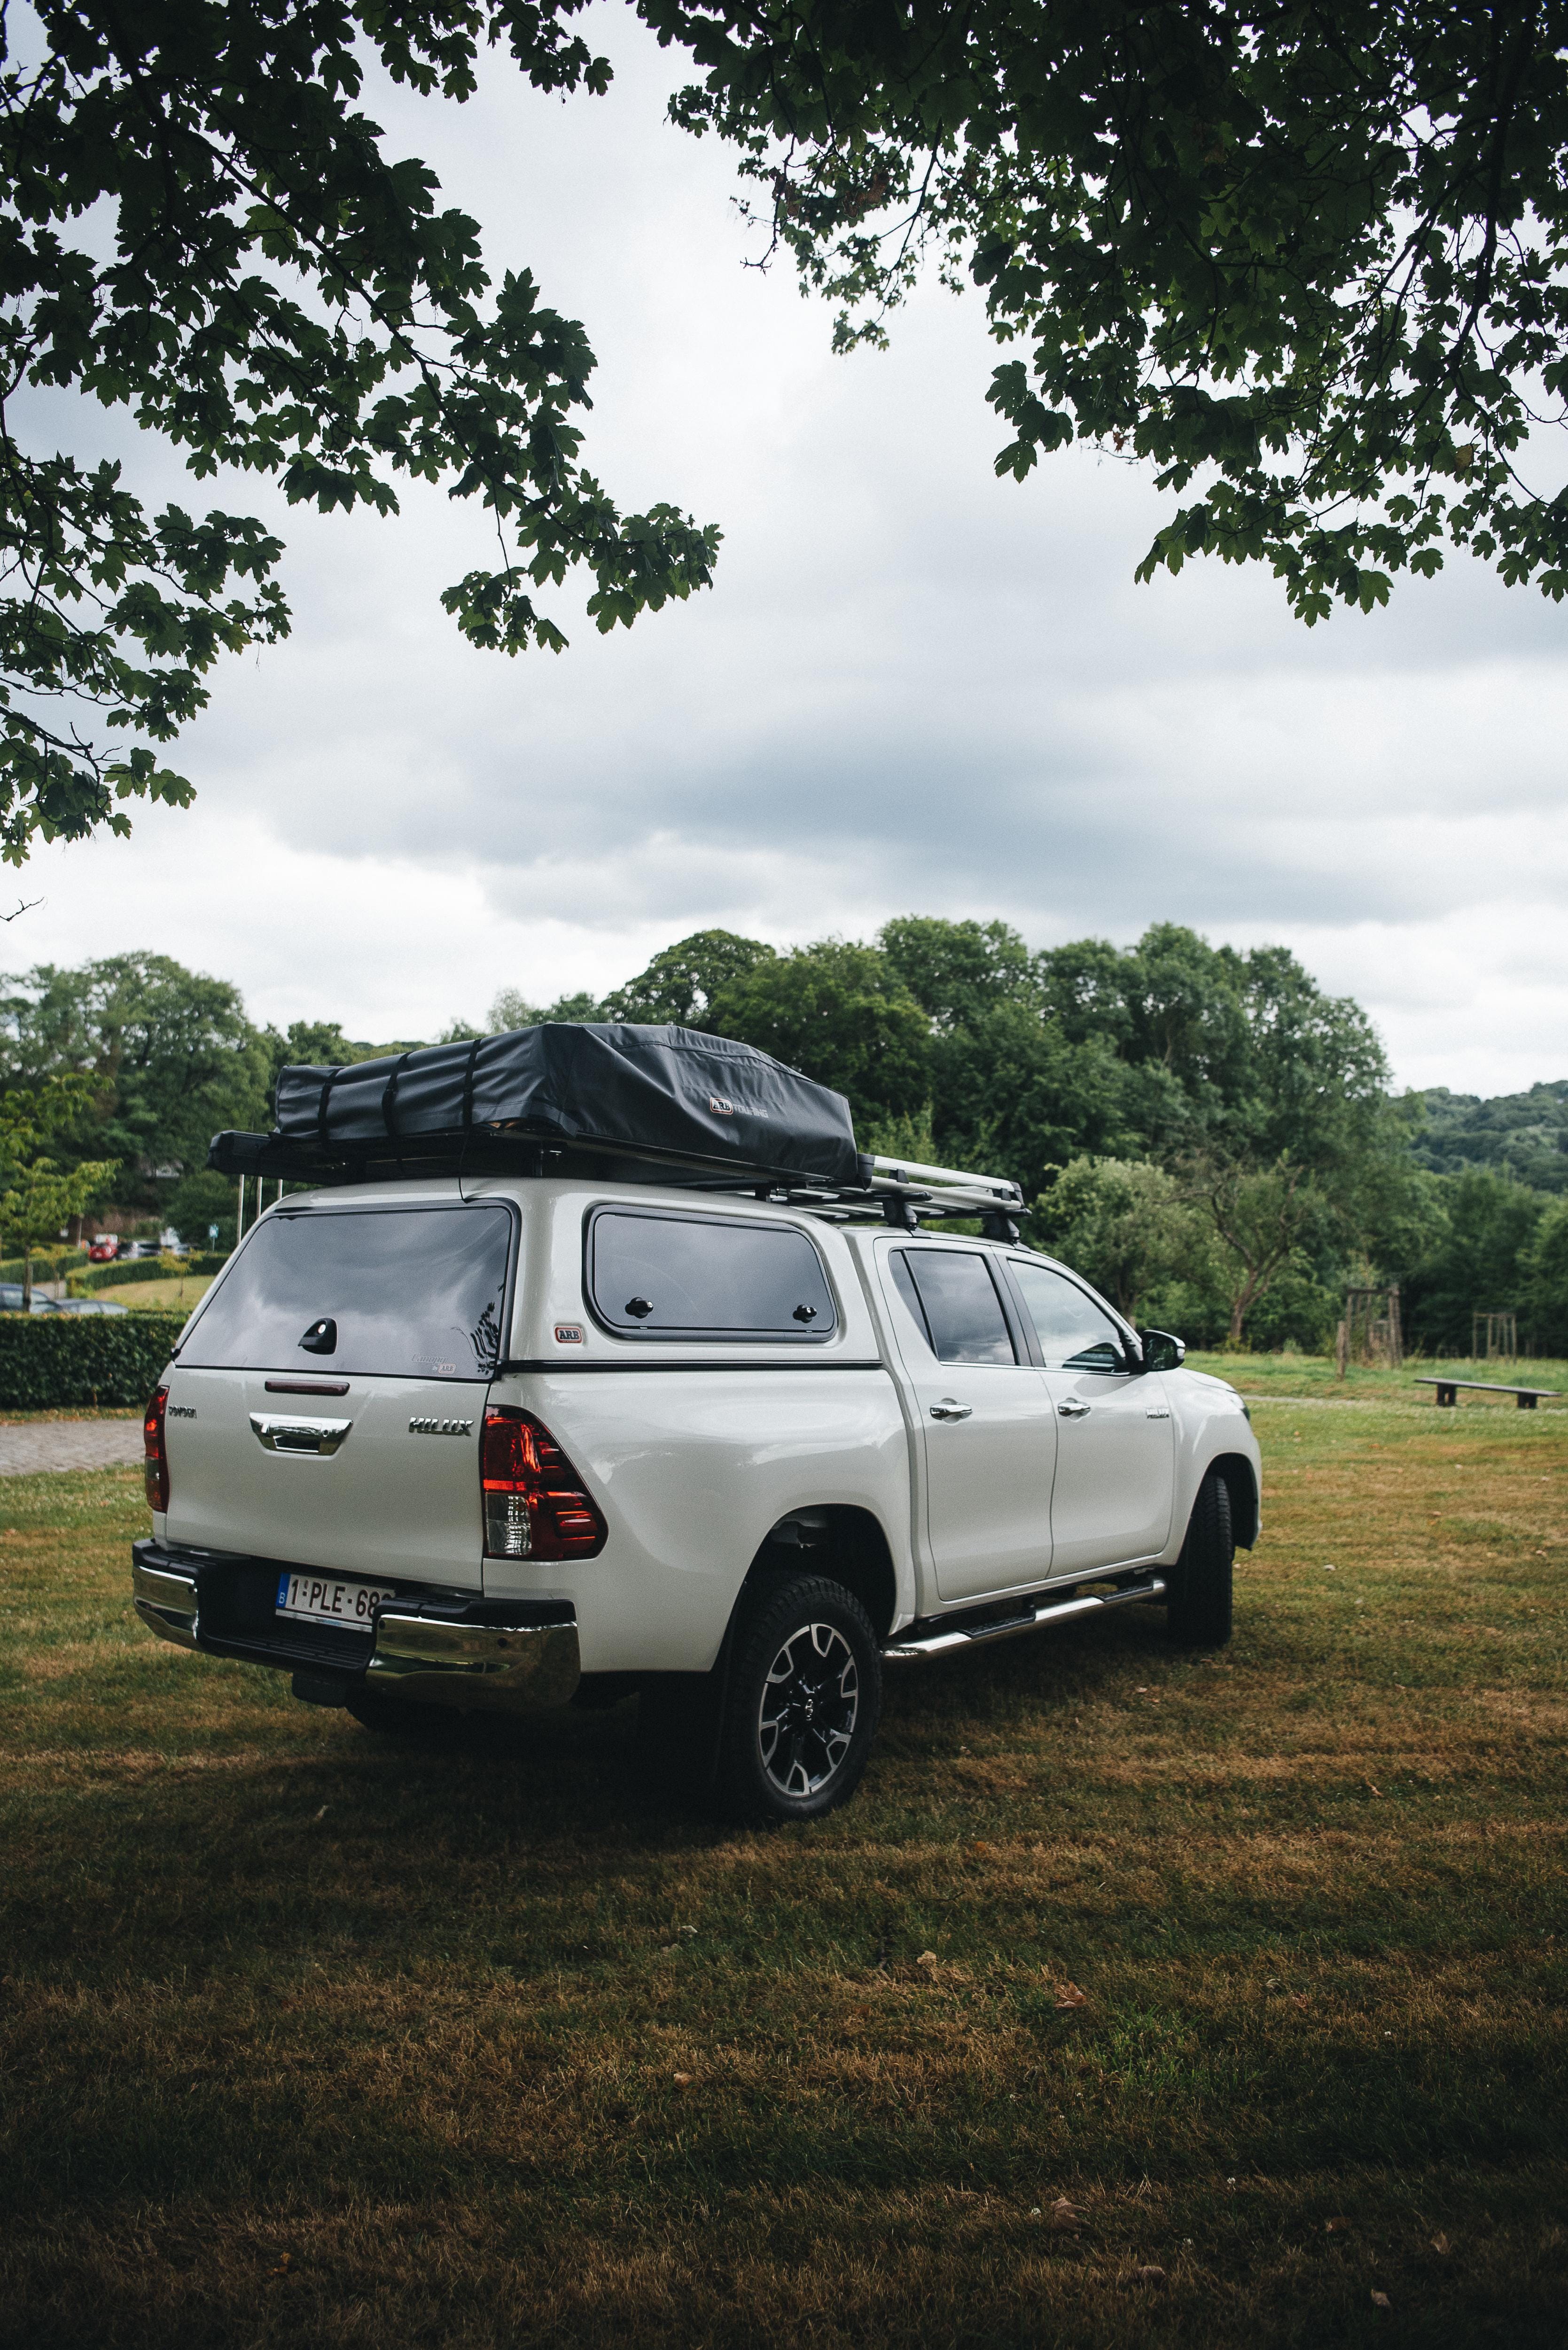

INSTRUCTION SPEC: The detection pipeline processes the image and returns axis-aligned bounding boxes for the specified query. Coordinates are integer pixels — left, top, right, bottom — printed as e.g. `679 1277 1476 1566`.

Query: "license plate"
275 1572 398 1630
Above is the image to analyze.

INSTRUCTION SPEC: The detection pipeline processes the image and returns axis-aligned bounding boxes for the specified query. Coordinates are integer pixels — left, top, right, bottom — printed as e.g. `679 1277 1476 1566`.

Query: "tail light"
481 1408 607 1561
144 1385 170 1512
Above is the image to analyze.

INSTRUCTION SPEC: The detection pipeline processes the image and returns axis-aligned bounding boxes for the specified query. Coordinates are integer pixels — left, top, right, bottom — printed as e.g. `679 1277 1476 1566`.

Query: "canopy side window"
586 1208 836 1340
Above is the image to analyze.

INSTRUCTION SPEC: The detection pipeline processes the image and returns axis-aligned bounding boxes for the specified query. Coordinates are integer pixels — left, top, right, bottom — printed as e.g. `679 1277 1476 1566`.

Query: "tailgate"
161 1194 515 1587
163 1368 487 1585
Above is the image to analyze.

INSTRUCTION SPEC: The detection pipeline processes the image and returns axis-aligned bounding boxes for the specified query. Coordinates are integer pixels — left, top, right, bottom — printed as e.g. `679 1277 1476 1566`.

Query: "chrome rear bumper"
132 1558 200 1650
129 1542 579 1711
365 1610 580 1709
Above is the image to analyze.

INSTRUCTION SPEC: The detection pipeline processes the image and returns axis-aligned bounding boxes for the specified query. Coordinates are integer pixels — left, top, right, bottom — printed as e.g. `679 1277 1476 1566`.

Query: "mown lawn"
0 1379 1564 2348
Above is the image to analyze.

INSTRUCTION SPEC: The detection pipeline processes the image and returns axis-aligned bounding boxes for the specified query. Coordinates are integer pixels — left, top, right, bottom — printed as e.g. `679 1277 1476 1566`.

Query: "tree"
601 931 777 1027
659 0 1568 620
0 954 271 1210
1402 1167 1544 1354
0 1078 114 1303
1524 1195 1568 1351
709 940 930 1127
164 1168 239 1255
0 1 718 862
1181 1150 1325 1346
1031 1156 1208 1324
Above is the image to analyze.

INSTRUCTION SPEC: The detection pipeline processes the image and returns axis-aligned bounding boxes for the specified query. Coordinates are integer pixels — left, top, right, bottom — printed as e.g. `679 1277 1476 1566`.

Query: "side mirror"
1141 1329 1186 1373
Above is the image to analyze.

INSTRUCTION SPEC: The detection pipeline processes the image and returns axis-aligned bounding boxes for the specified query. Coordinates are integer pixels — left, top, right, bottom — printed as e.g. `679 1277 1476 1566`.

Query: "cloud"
7 7 1567 1100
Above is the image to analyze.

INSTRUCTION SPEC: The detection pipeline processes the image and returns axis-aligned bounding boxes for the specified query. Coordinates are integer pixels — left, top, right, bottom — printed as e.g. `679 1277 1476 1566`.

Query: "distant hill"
1414 1082 1568 1192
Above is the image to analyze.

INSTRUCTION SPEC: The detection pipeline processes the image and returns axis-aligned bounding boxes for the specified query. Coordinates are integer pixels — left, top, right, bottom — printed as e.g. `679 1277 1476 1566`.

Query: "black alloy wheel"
718 1573 882 1824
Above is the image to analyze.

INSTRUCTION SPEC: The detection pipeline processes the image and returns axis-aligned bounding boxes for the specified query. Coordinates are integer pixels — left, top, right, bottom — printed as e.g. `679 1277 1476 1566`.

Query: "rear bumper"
130 1539 579 1711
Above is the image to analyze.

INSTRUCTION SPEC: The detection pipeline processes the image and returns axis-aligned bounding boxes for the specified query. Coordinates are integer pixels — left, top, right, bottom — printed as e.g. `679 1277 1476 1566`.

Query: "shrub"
71 1253 226 1293
0 1312 187 1409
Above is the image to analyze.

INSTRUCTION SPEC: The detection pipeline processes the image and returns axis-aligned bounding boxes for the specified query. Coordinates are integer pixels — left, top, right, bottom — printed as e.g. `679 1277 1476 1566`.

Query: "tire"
1167 1469 1234 1646
344 1685 467 1742
715 1573 882 1825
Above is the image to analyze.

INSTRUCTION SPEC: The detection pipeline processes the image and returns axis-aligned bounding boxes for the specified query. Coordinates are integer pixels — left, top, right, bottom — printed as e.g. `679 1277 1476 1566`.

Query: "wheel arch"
1208 1451 1259 1550
741 1505 899 1642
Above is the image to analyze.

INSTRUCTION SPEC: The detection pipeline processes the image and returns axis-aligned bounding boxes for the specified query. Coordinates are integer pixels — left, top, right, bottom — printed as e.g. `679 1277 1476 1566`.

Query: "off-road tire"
1166 1469 1234 1647
715 1573 882 1825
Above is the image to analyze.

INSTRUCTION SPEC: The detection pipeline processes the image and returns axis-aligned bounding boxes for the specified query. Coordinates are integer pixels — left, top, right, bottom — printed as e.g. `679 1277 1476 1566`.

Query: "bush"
0 1312 187 1409
71 1252 227 1293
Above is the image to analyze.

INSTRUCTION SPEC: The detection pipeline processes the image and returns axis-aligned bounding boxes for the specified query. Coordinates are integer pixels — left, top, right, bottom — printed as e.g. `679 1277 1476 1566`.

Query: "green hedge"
72 1252 226 1293
0 1312 187 1408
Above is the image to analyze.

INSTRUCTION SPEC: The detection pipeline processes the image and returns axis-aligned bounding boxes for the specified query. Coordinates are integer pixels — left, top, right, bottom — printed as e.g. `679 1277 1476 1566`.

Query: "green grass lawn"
0 1382 1565 2348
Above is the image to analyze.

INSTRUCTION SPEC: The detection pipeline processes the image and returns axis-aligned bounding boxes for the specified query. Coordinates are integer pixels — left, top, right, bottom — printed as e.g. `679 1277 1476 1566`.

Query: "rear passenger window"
588 1209 835 1339
897 1249 1016 1365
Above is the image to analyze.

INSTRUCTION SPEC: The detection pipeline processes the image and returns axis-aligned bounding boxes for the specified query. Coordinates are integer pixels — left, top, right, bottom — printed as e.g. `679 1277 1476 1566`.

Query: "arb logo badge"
709 1095 734 1116
554 1322 585 1346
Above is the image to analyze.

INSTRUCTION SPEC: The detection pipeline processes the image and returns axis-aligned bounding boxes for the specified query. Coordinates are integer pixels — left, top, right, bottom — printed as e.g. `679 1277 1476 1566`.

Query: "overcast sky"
14 7 1568 1096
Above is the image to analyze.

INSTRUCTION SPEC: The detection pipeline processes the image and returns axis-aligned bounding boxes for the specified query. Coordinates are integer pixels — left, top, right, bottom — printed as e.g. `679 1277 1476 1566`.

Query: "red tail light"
481 1408 607 1561
144 1385 170 1512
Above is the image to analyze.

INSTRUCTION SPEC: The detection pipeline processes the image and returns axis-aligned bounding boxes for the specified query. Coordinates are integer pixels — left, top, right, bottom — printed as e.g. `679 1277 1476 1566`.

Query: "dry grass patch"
0 1401 1565 2348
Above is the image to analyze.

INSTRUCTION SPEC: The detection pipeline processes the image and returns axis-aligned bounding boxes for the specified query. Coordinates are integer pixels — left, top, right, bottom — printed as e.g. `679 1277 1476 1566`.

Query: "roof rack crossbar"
866 1153 1022 1206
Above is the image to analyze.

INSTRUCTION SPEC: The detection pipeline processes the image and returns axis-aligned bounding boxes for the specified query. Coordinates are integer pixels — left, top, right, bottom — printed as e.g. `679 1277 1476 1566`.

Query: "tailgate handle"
250 1412 352 1456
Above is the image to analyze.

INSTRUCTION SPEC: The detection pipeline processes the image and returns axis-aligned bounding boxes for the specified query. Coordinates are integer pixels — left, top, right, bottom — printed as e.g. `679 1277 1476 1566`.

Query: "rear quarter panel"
484 1185 912 1671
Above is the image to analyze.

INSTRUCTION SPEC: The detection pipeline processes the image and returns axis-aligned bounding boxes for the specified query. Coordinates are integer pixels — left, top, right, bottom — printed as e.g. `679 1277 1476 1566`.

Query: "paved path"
0 1419 145 1475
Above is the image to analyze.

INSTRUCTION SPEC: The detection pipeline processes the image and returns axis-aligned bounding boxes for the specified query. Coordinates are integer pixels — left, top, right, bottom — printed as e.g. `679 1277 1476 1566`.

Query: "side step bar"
882 1575 1167 1664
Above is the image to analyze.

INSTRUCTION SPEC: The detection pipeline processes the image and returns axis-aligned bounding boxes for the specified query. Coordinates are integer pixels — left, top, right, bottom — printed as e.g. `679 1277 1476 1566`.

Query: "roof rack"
209 1128 1024 1233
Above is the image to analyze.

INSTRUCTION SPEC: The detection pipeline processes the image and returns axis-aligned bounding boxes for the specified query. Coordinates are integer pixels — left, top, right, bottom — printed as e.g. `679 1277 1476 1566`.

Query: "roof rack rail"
208 1128 1025 1228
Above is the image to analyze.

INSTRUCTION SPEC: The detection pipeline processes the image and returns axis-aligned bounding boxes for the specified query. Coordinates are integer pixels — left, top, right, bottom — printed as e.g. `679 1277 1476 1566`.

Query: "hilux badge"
408 1416 474 1437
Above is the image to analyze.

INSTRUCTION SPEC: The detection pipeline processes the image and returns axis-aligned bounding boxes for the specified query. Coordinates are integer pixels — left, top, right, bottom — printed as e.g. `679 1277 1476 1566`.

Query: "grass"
0 1379 1564 2347
1188 1347 1568 1406
104 1273 214 1313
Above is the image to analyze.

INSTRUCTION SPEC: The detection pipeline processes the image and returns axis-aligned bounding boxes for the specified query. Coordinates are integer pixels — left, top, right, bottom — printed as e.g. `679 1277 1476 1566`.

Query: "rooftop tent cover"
254 1023 863 1187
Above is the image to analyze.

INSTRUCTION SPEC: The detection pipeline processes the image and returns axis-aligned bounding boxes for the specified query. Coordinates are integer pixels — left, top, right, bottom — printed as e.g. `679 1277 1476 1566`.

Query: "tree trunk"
21 1247 31 1312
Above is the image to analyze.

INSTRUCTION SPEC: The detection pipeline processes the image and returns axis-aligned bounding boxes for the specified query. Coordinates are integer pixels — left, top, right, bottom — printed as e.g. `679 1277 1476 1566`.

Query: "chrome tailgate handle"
250 1412 352 1455
1057 1397 1091 1419
929 1399 973 1421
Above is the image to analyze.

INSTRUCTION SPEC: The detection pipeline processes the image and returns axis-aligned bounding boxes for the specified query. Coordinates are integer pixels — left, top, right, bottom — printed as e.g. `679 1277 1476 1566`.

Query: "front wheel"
1167 1469 1234 1646
716 1574 882 1825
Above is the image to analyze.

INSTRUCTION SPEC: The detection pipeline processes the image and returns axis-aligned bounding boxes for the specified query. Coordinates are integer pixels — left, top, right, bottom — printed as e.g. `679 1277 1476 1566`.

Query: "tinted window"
900 1249 1015 1365
182 1206 512 1379
589 1210 835 1339
1010 1260 1126 1372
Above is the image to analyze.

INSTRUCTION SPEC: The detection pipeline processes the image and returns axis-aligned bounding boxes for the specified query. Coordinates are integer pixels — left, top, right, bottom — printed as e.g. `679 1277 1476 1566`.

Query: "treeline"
3 929 1565 1357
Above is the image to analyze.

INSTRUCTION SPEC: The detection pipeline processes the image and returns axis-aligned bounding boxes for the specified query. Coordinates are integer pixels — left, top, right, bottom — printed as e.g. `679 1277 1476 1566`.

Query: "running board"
882 1575 1167 1663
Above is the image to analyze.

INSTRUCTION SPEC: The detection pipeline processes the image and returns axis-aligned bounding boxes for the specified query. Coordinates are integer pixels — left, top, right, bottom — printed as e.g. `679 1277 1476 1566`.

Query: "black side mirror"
1141 1329 1186 1373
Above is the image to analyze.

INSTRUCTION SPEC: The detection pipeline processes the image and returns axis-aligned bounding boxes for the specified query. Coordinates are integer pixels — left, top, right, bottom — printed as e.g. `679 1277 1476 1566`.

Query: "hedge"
73 1252 227 1294
0 1312 187 1409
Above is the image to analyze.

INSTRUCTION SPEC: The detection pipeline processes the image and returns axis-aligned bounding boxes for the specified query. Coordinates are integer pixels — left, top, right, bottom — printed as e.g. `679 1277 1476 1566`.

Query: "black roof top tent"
209 1021 1022 1232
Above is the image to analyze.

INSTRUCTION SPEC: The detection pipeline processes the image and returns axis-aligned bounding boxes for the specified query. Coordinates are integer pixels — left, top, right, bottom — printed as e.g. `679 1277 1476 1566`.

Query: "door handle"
1057 1397 1091 1419
929 1399 973 1421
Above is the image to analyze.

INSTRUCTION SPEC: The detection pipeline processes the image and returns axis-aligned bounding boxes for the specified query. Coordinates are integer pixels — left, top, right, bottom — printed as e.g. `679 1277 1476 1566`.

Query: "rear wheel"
1167 1469 1234 1646
715 1573 882 1825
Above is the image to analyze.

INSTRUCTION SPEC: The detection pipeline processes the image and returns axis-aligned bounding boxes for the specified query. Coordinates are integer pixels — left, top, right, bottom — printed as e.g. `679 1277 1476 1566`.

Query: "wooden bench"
1415 1377 1560 1410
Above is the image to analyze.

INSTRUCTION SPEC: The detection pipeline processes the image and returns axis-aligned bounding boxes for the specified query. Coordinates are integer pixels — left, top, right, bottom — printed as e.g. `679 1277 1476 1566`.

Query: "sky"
12 6 1568 1097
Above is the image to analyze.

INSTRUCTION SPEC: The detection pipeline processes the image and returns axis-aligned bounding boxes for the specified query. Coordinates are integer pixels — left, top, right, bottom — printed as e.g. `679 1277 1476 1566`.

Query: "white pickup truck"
131 1026 1260 1823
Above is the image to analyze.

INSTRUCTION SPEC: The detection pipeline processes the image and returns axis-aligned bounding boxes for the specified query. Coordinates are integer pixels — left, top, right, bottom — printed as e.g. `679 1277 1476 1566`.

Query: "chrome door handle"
1057 1397 1091 1419
250 1412 352 1455
929 1400 973 1421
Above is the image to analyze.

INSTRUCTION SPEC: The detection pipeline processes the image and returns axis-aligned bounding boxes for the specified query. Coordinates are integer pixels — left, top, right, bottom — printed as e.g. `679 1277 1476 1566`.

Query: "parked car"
86 1237 120 1263
50 1297 130 1317
0 1285 67 1314
131 1024 1261 1823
